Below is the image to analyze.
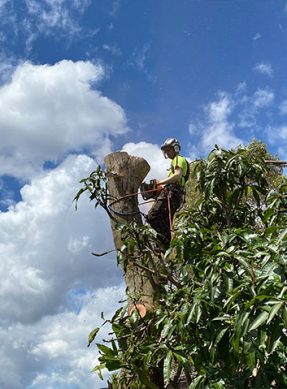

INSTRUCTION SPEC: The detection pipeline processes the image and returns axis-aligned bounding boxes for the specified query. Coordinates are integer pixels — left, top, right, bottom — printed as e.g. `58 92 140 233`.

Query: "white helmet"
161 138 181 157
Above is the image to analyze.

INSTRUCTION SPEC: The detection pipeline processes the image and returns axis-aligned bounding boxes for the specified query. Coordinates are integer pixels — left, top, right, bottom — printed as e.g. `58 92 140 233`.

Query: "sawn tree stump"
104 151 157 315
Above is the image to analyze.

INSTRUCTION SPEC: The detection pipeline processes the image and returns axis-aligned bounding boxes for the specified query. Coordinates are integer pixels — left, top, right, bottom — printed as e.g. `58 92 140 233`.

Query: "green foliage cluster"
85 142 287 388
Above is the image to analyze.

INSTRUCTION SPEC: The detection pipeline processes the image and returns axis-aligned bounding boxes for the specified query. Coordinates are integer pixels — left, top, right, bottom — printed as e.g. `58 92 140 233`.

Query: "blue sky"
1 1 287 388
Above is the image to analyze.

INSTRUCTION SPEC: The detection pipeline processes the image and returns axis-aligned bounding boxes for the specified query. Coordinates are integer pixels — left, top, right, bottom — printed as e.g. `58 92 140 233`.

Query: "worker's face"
164 146 176 159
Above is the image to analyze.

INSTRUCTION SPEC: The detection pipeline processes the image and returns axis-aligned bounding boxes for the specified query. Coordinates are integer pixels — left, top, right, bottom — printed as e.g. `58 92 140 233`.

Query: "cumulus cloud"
0 154 122 324
122 142 171 213
0 152 125 387
254 62 273 78
0 60 128 178
0 54 18 84
122 141 170 181
0 285 125 388
202 94 242 150
0 140 174 387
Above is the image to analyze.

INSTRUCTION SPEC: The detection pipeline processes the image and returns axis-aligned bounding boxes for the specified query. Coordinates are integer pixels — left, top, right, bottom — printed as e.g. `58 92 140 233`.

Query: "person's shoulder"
173 154 187 166
175 155 187 163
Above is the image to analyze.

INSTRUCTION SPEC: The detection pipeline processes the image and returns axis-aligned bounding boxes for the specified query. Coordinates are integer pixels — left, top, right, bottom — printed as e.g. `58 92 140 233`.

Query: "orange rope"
108 187 159 208
166 189 173 240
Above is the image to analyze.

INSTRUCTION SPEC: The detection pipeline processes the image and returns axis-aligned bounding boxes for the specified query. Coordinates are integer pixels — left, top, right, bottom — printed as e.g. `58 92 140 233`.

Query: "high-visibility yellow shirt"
168 155 188 186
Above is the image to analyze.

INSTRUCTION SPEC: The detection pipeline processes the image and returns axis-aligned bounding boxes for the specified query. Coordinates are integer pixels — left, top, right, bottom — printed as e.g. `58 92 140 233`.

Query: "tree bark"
104 151 157 313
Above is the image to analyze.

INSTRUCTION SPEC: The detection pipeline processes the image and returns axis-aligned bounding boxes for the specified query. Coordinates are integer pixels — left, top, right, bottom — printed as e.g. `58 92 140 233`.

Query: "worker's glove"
155 179 164 193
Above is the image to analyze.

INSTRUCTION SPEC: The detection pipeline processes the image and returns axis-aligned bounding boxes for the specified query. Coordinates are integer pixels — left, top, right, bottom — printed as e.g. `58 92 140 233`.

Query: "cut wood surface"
104 151 157 312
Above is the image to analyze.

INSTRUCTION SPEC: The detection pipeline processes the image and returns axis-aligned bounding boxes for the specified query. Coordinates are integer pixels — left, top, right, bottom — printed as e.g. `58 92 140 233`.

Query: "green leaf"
278 227 287 242
251 186 261 206
138 369 159 389
268 321 283 355
161 320 173 338
92 364 105 380
249 311 269 332
195 304 202 323
267 302 283 324
96 343 114 356
235 256 252 274
186 303 197 324
212 380 227 389
164 350 173 382
283 306 287 327
105 359 122 371
173 351 189 365
87 327 100 347
188 375 205 388
214 327 228 347
245 345 256 369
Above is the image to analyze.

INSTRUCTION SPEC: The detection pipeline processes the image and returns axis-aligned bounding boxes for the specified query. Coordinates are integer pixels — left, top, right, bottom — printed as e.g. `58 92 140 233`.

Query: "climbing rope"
107 187 160 218
166 189 174 240
108 186 174 238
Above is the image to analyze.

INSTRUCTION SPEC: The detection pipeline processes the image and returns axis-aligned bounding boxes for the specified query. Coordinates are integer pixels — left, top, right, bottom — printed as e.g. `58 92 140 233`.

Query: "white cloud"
102 43 122 56
133 44 150 71
0 1 19 47
0 285 125 389
237 88 274 128
253 88 274 108
0 1 95 54
188 85 277 158
0 60 128 178
122 142 172 213
25 0 91 37
129 44 155 82
235 81 247 96
0 154 122 324
279 99 287 115
108 0 122 18
254 62 273 78
268 125 287 142
0 0 9 7
266 125 287 160
122 141 170 182
0 54 18 84
189 93 243 156
252 32 261 41
0 152 126 387
207 93 233 122
188 122 198 135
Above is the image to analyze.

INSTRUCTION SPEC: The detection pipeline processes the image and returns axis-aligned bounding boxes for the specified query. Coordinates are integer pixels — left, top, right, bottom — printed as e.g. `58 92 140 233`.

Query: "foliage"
74 166 119 222
81 142 287 388
184 140 284 210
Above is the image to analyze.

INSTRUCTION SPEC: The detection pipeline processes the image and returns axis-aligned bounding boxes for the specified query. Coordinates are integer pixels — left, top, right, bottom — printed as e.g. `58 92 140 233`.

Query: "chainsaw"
140 179 161 200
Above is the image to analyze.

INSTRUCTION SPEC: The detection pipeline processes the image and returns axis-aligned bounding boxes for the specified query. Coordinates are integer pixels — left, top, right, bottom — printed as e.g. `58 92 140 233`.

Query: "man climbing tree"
146 138 189 246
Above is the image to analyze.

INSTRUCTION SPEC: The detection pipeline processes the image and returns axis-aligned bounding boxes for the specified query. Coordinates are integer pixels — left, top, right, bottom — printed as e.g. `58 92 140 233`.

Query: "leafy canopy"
82 141 287 388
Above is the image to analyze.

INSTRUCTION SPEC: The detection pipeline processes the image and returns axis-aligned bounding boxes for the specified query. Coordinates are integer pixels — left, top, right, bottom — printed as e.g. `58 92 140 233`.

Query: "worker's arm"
158 167 182 186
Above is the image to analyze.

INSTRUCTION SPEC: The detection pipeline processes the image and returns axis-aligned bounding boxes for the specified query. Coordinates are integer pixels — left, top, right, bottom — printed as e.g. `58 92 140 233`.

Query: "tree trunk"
104 151 157 314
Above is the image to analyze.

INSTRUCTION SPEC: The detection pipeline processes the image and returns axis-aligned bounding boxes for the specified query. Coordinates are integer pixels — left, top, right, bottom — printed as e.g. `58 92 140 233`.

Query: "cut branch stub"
104 152 156 313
